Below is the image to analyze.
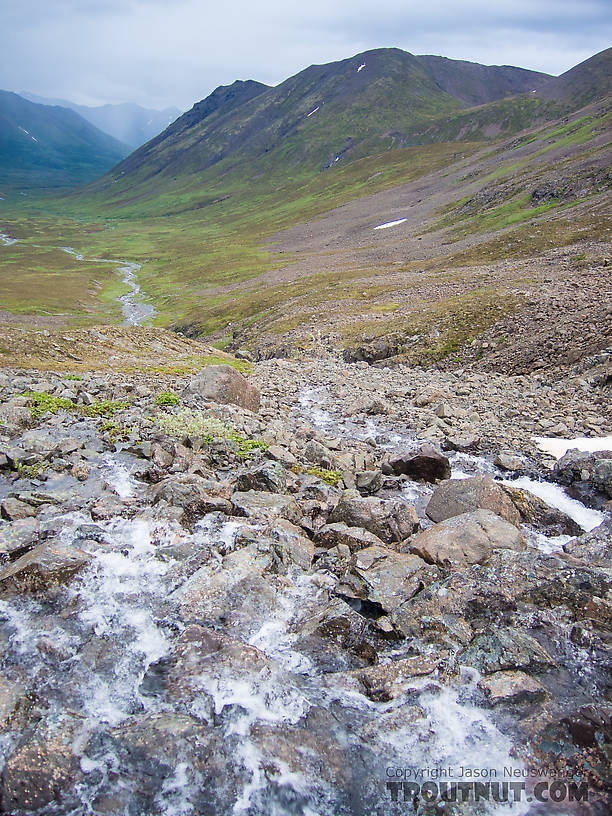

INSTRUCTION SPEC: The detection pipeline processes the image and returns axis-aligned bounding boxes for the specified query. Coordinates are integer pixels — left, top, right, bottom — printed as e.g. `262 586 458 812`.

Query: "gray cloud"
2 0 611 110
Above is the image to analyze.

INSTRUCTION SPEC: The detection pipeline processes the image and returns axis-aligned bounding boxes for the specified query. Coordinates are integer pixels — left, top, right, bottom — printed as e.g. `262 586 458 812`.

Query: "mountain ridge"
19 92 182 148
0 91 130 190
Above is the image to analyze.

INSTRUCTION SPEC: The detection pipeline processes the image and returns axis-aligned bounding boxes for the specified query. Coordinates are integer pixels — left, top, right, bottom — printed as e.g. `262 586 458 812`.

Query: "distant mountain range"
19 93 182 149
82 46 610 215
0 91 130 189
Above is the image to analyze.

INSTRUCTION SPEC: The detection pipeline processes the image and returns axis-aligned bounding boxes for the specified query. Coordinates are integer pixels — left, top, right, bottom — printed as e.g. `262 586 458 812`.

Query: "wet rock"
525 705 612 812
172 544 277 635
235 461 288 493
426 476 522 526
294 596 380 671
1 497 37 521
0 715 83 812
563 518 612 568
329 489 419 544
230 491 301 524
502 483 582 536
382 443 451 482
350 545 430 614
182 364 260 412
315 522 387 552
409 509 525 568
478 670 547 705
494 450 525 471
0 538 91 593
458 628 556 674
269 519 315 570
0 517 41 558
151 475 232 519
352 654 449 701
354 470 382 495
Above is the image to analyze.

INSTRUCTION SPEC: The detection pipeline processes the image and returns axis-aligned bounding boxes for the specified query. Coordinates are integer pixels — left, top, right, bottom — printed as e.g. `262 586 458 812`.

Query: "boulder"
554 449 612 499
426 476 522 526
1 498 37 521
409 509 525 568
563 518 612 569
0 518 41 558
329 490 419 544
350 545 430 614
230 491 301 524
235 461 288 493
478 670 547 705
0 716 83 813
182 365 260 412
269 519 315 570
0 539 91 593
315 522 387 552
354 470 382 495
382 444 451 482
458 628 556 674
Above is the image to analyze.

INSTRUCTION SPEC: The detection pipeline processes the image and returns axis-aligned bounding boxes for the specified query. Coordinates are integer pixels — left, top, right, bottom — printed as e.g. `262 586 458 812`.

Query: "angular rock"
0 717 83 813
0 518 40 558
563 518 612 569
315 522 387 552
182 364 260 412
235 461 288 493
410 509 525 568
426 476 522 526
382 443 451 482
0 539 91 593
230 491 301 524
478 670 547 705
265 444 298 468
352 654 449 701
1 498 37 521
458 628 556 674
269 519 315 570
329 489 419 544
350 545 429 614
303 439 339 470
354 470 382 495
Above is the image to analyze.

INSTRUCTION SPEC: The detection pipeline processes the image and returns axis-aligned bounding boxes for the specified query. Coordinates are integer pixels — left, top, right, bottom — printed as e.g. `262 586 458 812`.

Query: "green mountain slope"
416 55 550 105
83 47 608 216
0 91 129 190
20 93 182 148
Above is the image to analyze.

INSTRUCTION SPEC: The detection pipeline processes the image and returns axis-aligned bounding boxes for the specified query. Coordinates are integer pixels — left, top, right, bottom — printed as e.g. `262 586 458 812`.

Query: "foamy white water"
502 475 604 532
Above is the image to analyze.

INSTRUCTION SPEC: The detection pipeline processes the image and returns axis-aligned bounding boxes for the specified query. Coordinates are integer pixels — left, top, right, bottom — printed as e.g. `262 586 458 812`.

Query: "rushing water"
0 443 543 814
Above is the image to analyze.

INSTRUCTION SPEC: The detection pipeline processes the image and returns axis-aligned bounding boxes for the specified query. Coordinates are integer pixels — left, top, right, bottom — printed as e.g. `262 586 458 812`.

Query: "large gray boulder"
182 364 260 412
426 475 521 526
329 489 419 544
409 509 525 568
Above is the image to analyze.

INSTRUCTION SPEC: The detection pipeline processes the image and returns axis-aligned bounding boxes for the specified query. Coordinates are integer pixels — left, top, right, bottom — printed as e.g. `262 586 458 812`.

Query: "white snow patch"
306 106 320 117
534 435 612 459
374 218 407 230
357 63 366 72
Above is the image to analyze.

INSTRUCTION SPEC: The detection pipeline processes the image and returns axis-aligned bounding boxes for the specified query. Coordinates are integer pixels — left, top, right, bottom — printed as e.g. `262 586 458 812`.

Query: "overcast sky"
3 0 611 111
